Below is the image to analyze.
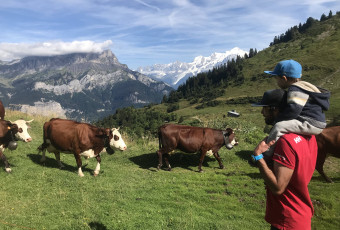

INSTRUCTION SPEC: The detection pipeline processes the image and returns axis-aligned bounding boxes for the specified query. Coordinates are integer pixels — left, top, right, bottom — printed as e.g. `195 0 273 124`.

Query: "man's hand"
254 137 293 195
254 136 276 156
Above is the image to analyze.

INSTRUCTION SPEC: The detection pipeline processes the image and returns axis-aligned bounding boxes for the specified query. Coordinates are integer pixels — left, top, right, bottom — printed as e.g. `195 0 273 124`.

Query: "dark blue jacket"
276 81 330 129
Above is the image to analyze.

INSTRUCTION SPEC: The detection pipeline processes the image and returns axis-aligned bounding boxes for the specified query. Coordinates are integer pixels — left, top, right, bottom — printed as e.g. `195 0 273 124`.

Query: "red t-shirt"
265 133 318 230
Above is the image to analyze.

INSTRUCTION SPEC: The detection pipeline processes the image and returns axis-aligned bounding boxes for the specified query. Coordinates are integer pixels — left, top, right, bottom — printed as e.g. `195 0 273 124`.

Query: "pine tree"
328 10 333 19
320 13 327 21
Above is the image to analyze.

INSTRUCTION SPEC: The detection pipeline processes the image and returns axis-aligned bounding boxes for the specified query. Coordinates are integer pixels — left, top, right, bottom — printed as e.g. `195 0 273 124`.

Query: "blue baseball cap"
264 59 302 78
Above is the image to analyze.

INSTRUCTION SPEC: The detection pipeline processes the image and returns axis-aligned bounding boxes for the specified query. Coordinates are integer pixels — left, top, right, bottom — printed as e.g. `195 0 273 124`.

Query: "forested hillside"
96 11 340 137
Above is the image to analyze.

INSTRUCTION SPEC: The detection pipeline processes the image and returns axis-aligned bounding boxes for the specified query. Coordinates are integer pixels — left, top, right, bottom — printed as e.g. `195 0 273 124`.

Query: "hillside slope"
96 13 340 139
163 13 340 126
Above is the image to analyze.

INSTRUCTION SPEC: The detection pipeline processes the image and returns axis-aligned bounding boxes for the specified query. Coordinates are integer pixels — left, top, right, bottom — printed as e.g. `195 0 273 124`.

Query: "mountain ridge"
136 47 247 88
0 50 172 121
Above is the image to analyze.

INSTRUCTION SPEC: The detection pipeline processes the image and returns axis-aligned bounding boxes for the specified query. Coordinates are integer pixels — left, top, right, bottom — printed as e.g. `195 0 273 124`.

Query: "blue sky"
0 0 339 70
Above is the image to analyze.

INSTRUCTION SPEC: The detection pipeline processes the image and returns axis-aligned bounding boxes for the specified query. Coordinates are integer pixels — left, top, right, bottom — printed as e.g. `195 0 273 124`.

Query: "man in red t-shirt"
251 89 318 230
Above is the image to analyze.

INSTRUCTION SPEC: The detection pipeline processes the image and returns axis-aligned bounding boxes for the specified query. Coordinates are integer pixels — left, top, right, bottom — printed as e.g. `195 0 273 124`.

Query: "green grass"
0 111 339 230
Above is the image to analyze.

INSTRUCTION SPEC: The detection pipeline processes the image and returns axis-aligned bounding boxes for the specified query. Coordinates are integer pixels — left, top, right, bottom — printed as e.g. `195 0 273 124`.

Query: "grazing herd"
0 100 339 182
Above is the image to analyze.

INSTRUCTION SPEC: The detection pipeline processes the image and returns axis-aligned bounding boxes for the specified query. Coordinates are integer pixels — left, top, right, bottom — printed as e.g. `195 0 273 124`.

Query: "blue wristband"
252 154 264 162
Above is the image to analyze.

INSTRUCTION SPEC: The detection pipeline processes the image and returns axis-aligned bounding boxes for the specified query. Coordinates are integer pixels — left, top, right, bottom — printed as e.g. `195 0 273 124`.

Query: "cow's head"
108 128 127 151
12 119 33 142
223 128 238 150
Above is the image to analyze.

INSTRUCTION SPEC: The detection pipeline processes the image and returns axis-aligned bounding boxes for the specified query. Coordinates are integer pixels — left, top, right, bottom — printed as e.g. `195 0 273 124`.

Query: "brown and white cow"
0 100 5 120
12 119 33 142
0 100 33 142
38 118 127 177
0 120 22 173
315 126 340 183
157 124 238 172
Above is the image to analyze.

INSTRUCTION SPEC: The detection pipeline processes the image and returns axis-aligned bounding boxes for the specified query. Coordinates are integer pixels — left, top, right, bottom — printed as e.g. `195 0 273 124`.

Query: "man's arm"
254 139 294 195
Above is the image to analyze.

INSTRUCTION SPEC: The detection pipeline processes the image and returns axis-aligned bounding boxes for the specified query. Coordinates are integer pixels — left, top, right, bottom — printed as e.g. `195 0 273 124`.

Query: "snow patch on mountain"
127 92 149 104
34 70 130 95
18 100 68 118
136 47 247 88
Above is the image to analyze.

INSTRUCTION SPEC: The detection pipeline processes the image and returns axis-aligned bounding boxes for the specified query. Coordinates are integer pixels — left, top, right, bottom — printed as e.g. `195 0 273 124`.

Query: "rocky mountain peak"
137 47 248 88
0 50 172 121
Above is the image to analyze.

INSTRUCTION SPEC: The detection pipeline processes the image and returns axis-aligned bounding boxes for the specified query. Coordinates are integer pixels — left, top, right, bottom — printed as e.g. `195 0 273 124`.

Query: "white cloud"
1 0 339 68
0 40 113 61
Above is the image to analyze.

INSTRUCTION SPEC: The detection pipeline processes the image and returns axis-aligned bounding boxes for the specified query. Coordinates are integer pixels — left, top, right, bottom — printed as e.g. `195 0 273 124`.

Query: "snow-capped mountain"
136 47 248 89
0 50 172 121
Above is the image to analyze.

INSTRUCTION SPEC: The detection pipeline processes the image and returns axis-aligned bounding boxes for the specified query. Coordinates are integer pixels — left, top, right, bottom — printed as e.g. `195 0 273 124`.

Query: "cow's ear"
9 124 19 133
105 128 111 136
26 119 34 124
226 128 233 134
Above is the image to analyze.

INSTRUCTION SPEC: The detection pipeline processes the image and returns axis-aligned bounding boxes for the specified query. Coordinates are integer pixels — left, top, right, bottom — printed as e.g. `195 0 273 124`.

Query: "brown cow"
315 126 340 183
38 118 127 177
0 100 5 120
0 120 22 173
157 124 238 172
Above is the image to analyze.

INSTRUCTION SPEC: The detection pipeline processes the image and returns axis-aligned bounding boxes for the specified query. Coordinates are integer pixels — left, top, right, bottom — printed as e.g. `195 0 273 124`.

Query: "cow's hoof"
199 169 203 173
167 168 172 171
157 165 161 170
93 173 99 177
5 168 12 173
219 165 225 169
325 179 334 183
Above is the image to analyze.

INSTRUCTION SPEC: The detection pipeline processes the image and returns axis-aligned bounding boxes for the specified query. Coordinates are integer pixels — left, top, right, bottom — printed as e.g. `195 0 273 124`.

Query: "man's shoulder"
279 133 316 147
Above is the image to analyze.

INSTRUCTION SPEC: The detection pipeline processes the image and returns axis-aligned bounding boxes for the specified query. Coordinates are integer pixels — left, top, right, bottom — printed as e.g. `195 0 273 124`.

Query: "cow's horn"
26 119 34 123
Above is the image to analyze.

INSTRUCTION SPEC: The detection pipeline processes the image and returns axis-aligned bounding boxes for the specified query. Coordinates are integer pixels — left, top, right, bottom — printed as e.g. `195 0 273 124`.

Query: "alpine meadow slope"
154 12 340 127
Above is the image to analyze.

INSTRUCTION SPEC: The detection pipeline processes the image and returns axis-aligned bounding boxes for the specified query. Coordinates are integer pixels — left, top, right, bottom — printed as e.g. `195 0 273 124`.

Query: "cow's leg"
0 150 11 173
315 151 333 183
40 149 46 162
156 150 163 170
198 149 208 172
54 152 64 168
38 141 50 162
74 153 84 177
40 148 47 163
94 155 101 176
164 153 171 171
213 152 225 169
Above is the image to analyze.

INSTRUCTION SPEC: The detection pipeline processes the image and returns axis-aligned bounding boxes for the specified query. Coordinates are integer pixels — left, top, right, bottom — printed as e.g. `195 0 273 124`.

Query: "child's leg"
264 119 323 161
263 121 292 159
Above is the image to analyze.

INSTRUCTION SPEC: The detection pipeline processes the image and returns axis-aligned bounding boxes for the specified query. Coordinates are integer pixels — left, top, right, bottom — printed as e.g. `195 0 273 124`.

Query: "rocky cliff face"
0 50 172 121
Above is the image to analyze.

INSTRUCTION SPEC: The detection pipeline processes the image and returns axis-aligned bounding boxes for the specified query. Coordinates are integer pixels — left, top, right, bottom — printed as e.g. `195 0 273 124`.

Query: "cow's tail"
37 122 49 154
158 128 163 150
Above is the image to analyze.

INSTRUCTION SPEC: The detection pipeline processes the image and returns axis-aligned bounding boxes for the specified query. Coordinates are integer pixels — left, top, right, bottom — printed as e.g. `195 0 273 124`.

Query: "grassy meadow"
0 109 339 230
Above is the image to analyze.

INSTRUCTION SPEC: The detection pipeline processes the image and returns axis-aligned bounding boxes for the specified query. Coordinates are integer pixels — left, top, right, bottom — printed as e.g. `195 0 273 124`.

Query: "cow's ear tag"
7 126 11 130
